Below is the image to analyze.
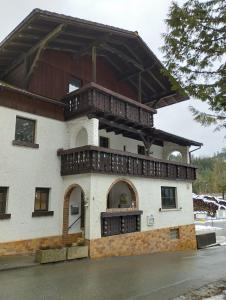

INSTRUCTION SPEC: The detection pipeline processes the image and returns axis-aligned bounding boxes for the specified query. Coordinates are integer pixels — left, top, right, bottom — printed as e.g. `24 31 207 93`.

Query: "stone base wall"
0 233 82 256
88 224 196 259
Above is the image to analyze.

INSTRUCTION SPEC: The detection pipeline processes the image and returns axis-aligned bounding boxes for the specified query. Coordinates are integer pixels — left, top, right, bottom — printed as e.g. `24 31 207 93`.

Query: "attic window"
68 79 81 93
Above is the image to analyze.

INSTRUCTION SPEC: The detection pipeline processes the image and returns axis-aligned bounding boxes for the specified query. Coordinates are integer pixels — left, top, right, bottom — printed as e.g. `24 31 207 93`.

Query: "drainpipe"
189 146 201 164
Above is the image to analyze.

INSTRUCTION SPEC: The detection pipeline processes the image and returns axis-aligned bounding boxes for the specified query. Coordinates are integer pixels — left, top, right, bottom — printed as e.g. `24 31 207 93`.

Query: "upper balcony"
62 82 156 129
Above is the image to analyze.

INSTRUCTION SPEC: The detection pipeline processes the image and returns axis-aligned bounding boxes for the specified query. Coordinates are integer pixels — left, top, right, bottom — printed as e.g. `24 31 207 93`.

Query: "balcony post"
92 46 97 83
138 71 142 102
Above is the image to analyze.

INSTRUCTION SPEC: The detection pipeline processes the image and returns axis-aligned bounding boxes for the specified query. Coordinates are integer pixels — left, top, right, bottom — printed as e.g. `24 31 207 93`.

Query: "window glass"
68 79 81 93
99 136 109 148
138 145 145 155
161 186 177 209
170 228 180 239
0 187 7 214
15 117 35 143
34 188 49 211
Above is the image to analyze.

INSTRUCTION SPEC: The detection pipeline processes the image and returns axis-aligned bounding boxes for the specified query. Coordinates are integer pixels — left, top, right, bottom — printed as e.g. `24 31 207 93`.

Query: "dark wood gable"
0 9 188 108
27 50 138 101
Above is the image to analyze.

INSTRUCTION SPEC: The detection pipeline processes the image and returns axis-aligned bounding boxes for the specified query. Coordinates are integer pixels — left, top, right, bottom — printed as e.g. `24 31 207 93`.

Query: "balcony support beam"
92 45 97 83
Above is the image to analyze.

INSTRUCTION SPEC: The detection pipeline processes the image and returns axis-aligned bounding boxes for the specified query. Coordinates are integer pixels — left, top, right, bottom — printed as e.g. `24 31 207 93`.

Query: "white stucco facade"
0 106 194 245
87 174 194 239
0 107 67 242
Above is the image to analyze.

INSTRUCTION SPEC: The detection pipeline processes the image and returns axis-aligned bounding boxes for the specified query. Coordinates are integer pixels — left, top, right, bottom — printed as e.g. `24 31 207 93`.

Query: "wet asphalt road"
1 246 226 300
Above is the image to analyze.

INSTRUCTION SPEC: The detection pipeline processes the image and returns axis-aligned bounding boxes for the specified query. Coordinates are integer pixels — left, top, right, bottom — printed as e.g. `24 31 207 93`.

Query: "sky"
0 0 225 156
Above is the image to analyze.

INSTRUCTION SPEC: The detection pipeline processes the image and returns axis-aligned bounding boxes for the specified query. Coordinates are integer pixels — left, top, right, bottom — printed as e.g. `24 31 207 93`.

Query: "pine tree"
162 0 226 129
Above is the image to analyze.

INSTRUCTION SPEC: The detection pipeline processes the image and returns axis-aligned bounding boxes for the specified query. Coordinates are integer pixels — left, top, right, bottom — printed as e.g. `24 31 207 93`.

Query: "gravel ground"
174 280 226 300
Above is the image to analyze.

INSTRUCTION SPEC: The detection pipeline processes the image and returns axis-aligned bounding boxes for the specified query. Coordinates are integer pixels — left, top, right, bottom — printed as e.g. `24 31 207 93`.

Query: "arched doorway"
107 179 138 210
63 184 85 242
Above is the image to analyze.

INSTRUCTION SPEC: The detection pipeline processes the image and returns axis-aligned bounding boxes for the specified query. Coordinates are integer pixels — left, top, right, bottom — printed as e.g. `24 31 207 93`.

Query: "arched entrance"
107 179 138 210
63 184 85 242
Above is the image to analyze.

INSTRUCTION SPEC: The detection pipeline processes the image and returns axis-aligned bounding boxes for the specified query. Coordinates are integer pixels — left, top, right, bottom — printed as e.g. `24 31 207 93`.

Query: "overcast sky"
0 0 225 156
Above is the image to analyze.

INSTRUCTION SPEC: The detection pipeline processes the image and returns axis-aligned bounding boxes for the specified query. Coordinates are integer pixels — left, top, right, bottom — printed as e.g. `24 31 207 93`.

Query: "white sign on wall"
147 214 154 226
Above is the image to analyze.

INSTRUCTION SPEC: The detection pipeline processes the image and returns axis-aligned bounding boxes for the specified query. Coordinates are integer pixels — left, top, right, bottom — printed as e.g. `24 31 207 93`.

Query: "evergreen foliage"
162 0 226 128
192 148 226 197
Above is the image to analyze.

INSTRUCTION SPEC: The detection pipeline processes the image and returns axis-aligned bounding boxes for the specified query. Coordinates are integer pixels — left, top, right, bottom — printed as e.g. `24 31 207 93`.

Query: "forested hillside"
192 149 226 198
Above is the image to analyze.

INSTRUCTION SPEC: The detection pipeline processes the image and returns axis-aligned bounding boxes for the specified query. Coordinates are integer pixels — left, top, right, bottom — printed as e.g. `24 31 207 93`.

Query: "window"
138 145 145 155
170 228 180 240
99 136 109 148
68 79 81 93
15 117 36 144
34 188 50 211
161 186 177 209
123 145 126 152
0 187 8 214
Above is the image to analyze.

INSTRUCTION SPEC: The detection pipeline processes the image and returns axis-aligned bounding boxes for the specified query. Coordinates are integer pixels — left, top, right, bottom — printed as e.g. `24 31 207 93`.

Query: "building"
0 9 202 258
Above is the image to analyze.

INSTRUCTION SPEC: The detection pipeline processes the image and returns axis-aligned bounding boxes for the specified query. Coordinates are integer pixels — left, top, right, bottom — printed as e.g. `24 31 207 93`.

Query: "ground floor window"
170 228 180 239
34 188 50 211
161 186 177 209
0 187 8 214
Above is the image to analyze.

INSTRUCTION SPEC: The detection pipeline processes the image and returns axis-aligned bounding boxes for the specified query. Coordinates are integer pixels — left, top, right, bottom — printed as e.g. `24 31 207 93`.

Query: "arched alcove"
107 179 138 209
75 128 88 147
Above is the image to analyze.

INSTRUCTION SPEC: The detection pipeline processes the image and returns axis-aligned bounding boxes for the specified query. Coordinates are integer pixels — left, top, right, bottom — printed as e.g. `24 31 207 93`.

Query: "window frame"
137 145 145 155
33 188 54 217
170 228 180 240
99 136 109 148
0 187 11 219
161 186 177 210
0 187 8 214
13 116 39 148
34 188 50 212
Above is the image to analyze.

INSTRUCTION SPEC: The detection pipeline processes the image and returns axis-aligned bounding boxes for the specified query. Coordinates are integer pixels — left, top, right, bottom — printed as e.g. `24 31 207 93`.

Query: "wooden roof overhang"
98 118 202 147
0 9 188 109
0 80 65 106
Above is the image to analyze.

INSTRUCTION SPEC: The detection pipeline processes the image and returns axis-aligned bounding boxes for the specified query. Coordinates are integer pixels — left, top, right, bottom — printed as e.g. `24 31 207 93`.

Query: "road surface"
1 246 226 300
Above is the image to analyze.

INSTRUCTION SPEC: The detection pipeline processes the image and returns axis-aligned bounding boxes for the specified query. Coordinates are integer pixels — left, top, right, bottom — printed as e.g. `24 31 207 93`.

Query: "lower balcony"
57 146 197 181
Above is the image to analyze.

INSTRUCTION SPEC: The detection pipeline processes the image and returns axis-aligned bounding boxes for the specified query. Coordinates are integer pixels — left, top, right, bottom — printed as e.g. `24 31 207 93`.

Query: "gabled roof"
0 9 188 108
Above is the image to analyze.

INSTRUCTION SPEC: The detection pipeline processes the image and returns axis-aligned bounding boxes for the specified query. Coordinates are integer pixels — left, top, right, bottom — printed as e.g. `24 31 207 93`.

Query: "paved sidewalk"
0 254 38 271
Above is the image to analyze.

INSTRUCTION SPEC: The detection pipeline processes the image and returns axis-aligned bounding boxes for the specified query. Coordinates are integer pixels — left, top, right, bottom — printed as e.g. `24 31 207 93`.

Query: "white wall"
99 129 163 159
163 141 189 163
89 174 194 239
0 107 193 244
0 107 68 242
67 116 99 148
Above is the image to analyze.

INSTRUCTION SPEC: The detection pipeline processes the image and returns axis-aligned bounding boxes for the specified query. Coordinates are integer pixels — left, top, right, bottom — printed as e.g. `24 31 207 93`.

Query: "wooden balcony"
101 211 142 237
58 146 197 181
63 82 155 128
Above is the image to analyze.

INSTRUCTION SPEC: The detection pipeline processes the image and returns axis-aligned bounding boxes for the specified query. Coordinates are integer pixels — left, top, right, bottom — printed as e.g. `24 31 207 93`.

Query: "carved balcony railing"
101 211 142 237
57 146 197 181
62 82 155 128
